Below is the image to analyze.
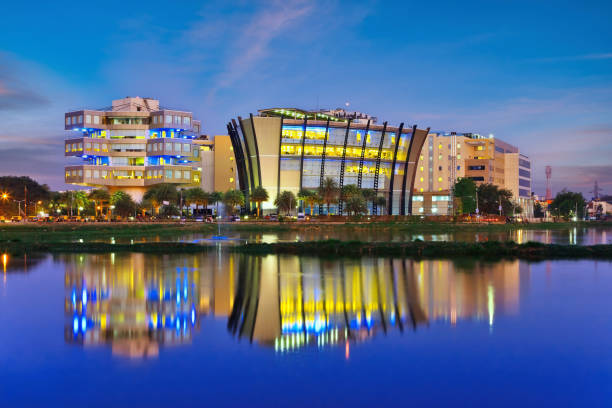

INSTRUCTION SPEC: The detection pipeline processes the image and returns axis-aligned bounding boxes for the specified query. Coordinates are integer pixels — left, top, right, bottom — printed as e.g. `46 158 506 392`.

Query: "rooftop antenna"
545 166 552 201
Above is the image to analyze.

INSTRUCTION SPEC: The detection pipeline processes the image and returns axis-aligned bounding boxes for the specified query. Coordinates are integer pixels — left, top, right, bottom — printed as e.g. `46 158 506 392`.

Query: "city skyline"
1 0 611 197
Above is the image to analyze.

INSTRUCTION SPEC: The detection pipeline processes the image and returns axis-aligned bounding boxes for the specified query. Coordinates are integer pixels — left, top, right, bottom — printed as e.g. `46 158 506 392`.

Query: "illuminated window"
420 166 424 172
477 146 484 151
420 155 423 161
438 187 442 191
420 177 423 182
438 154 442 160
438 177 442 182
419 188 423 192
457 143 461 149
229 177 234 183
438 144 442 149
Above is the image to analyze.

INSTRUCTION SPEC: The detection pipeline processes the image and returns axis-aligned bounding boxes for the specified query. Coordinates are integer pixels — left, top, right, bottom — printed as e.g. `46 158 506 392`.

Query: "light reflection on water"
55 252 530 357
1 251 611 406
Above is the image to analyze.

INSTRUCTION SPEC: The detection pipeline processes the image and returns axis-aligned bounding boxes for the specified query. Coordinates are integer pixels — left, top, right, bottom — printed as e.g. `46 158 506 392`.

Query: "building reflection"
61 252 529 357
228 256 529 353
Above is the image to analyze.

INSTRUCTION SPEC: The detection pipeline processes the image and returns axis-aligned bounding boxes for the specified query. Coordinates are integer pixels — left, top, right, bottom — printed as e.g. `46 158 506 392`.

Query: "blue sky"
0 0 611 196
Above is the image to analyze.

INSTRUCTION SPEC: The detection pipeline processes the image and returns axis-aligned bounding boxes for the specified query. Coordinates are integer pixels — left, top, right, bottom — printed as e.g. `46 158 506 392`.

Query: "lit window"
420 155 423 161
229 177 234 183
438 177 442 182
175 170 181 179
457 143 461 149
420 177 423 182
419 188 423 192
438 154 442 160
438 144 442 149
420 166 424 172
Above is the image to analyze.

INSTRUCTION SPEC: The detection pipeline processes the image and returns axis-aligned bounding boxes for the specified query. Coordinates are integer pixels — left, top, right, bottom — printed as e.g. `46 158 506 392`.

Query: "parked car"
11 216 22 222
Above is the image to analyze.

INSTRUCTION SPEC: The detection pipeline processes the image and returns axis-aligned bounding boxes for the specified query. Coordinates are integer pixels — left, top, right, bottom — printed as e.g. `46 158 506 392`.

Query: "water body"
91 225 612 246
0 251 610 406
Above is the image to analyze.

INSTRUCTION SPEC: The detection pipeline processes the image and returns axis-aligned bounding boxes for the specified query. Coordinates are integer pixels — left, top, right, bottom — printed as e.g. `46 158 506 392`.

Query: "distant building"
412 132 533 216
64 97 202 201
228 107 430 215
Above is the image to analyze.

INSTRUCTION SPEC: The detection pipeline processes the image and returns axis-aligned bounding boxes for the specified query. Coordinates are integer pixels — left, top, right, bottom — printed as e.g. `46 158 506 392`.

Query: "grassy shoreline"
0 238 610 260
0 221 609 244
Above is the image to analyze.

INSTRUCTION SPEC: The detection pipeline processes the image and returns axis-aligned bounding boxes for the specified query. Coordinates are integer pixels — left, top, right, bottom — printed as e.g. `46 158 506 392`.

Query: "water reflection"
59 252 530 357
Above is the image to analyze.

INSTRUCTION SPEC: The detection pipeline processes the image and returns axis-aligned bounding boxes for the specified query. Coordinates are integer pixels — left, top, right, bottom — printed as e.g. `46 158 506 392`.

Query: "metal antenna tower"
545 166 552 201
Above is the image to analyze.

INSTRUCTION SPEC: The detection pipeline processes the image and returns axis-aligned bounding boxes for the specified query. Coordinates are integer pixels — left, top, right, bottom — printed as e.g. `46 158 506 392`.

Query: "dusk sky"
1 0 610 196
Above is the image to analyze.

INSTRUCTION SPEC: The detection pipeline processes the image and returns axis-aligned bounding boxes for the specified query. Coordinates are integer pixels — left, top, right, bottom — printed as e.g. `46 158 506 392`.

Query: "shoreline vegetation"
0 220 610 242
0 238 610 261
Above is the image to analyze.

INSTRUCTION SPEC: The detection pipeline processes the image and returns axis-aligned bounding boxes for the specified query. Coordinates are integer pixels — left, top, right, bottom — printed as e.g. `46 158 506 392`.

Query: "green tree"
318 177 339 215
110 191 137 218
0 176 50 217
143 183 178 215
298 188 320 216
274 190 297 215
534 201 545 218
88 189 110 218
341 184 361 201
477 183 513 215
223 189 245 215
345 196 368 216
452 178 477 214
549 190 586 220
251 186 269 218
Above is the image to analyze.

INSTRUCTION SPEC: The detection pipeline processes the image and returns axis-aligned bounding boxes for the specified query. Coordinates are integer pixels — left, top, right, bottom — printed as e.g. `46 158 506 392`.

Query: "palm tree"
223 189 245 215
375 195 387 215
186 187 210 216
210 191 223 218
251 186 269 218
143 183 178 215
88 189 110 218
73 191 89 216
298 188 320 216
345 196 367 216
361 188 376 215
318 177 339 216
274 190 297 215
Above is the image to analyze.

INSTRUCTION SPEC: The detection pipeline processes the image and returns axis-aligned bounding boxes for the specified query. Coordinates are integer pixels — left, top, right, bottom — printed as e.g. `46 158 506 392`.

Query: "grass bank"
0 221 609 244
234 240 612 260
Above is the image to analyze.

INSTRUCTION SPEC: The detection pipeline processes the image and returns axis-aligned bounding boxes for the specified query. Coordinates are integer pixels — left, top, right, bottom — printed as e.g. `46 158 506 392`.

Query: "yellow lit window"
438 187 442 191
419 177 423 182
438 177 443 182
438 144 442 149
457 143 461 149
420 166 424 172
366 133 371 144
477 146 484 151
356 132 361 142
229 177 234 183
420 188 424 192
420 155 423 161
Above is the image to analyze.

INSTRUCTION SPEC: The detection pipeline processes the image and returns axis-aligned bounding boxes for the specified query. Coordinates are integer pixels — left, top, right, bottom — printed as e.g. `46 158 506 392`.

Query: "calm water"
0 251 610 406
94 225 611 246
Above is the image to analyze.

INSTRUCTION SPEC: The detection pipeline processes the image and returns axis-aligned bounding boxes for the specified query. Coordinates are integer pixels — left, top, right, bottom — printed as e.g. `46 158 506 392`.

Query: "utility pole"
24 185 27 221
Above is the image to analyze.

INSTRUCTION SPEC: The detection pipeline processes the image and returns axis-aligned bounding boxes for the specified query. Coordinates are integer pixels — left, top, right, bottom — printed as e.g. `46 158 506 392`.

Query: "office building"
411 132 533 216
228 108 430 215
64 97 202 201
